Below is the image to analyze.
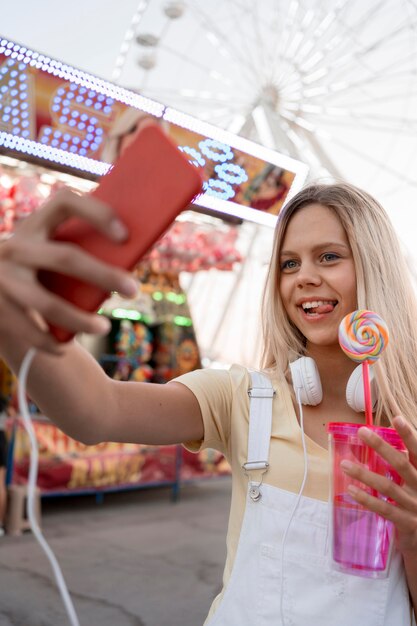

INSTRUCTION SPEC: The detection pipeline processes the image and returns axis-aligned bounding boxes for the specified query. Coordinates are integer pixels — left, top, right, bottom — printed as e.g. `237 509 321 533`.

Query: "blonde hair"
261 181 417 428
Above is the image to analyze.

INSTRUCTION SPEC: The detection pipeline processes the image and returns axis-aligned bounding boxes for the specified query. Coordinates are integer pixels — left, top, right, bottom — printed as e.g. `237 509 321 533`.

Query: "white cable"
18 348 81 626
279 387 309 626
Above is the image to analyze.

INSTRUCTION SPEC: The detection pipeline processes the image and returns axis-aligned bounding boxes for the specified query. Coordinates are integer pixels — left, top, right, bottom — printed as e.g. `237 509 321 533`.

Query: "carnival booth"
0 37 307 500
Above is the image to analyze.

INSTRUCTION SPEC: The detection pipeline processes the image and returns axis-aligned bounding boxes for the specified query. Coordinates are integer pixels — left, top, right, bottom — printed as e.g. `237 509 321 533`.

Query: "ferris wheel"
110 0 417 366
113 0 417 216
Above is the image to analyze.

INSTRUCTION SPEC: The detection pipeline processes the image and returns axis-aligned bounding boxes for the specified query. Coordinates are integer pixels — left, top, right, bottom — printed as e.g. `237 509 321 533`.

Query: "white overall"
207 371 412 626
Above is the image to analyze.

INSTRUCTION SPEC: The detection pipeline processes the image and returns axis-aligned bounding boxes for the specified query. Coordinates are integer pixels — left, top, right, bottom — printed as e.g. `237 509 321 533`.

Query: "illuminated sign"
0 37 308 225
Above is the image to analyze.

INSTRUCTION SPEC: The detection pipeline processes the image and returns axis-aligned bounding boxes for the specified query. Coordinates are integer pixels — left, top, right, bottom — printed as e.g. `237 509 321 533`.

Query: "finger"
0 271 111 336
340 459 417 512
4 239 138 297
358 426 416 484
0 295 64 356
20 189 129 243
392 416 417 467
346 484 417 540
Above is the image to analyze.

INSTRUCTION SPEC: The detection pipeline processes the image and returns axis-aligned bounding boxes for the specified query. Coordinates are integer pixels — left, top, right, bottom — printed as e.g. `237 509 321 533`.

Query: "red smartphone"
38 124 204 342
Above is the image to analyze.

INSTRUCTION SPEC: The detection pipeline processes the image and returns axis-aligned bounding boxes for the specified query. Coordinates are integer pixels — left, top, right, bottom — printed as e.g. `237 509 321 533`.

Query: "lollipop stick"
362 360 373 426
362 360 376 494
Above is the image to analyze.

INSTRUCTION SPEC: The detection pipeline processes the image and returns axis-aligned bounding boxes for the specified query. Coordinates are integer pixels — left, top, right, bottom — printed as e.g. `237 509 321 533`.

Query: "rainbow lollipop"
338 310 389 425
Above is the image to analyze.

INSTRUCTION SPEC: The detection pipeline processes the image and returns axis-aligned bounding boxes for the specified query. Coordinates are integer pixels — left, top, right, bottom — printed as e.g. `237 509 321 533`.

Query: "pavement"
0 477 232 626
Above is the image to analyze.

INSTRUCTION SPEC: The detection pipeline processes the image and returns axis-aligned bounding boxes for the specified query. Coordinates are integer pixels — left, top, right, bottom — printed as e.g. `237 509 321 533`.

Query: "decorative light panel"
0 37 308 225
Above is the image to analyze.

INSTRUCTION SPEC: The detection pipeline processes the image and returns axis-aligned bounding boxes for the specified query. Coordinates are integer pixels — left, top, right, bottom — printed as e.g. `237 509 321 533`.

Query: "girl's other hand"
340 417 417 553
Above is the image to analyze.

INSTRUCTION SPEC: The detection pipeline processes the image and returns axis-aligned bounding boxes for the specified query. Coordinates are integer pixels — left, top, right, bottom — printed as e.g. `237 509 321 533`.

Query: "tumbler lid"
327 421 406 449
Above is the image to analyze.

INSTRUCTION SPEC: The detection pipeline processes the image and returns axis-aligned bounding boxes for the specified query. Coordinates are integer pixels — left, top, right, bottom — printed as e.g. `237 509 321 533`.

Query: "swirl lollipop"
339 310 389 425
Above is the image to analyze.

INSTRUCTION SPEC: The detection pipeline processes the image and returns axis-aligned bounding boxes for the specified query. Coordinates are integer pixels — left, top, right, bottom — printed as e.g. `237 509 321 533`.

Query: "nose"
296 261 322 288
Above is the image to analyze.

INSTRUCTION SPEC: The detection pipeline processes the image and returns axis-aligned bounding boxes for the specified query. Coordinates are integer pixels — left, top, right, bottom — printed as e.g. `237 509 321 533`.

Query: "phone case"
38 124 203 342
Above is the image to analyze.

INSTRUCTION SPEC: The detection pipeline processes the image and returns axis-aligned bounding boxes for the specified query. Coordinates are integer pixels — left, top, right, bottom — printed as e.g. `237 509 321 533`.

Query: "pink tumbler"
327 422 406 579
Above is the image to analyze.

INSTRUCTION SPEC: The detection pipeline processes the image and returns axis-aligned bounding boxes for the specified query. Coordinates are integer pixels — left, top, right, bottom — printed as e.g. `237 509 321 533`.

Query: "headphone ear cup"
290 357 322 406
346 365 377 413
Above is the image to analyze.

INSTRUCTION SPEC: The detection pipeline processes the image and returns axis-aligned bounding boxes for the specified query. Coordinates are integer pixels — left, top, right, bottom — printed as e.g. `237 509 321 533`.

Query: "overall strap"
243 370 275 501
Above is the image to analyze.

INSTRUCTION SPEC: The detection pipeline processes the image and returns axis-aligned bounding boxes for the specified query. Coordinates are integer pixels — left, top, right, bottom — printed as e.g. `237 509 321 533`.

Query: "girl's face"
279 203 357 350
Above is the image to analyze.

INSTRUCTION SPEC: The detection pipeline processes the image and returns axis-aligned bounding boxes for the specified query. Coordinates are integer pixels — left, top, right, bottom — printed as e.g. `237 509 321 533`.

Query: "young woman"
0 182 415 625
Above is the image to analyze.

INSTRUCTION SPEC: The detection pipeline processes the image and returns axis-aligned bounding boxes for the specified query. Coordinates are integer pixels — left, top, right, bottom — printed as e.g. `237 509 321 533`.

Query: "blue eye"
322 253 339 262
281 259 298 271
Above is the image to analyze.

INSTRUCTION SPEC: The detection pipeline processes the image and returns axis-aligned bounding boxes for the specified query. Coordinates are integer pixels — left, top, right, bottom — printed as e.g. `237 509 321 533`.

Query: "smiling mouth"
300 300 338 315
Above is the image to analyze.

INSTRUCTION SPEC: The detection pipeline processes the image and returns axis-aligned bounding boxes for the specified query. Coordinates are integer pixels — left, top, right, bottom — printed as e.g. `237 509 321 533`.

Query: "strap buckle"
247 387 275 398
242 461 270 502
242 461 269 472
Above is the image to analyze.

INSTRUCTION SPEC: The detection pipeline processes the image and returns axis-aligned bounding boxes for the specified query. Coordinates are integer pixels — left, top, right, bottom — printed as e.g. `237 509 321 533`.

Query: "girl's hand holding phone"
0 189 137 355
0 124 203 353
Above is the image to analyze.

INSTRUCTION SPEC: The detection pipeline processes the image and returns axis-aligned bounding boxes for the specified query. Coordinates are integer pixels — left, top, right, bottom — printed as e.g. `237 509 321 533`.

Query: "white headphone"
289 356 377 412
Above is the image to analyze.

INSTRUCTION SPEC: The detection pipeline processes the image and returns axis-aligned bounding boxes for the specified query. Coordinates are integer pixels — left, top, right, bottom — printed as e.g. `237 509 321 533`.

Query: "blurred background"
3 0 417 367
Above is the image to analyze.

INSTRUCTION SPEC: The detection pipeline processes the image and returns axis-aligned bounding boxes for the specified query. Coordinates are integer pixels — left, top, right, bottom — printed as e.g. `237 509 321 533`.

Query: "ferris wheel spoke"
291 5 352 74
298 101 417 125
266 4 293 79
295 1 349 68
143 87 247 102
188 108 245 124
198 107 243 118
228 0 267 73
336 0 385 24
140 72 150 92
328 1 395 59
309 116 417 134
111 0 150 83
147 92 247 115
146 91 249 109
297 58 417 107
268 4 302 82
333 18 417 80
331 87 417 108
252 1 272 82
290 123 345 178
339 0 404 64
226 1 271 86
331 138 417 186
406 0 417 11
188 3 264 84
317 61 417 101
293 7 416 94
273 1 302 70
361 18 417 56
156 42 233 81
303 44 416 99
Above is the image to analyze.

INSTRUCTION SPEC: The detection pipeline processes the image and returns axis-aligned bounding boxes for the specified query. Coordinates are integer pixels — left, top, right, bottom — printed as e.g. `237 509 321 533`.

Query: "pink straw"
362 360 373 426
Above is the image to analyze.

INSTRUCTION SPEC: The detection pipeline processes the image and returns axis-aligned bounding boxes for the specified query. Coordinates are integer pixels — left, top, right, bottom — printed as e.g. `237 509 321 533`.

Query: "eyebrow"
280 242 351 256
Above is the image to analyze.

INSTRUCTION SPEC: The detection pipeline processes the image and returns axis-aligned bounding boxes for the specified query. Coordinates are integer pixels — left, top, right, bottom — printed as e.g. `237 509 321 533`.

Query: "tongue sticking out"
315 303 335 314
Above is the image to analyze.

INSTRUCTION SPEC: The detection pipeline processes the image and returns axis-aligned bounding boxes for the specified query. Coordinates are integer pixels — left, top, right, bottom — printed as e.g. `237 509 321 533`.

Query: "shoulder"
173 363 249 394
172 364 286 409
170 365 253 428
